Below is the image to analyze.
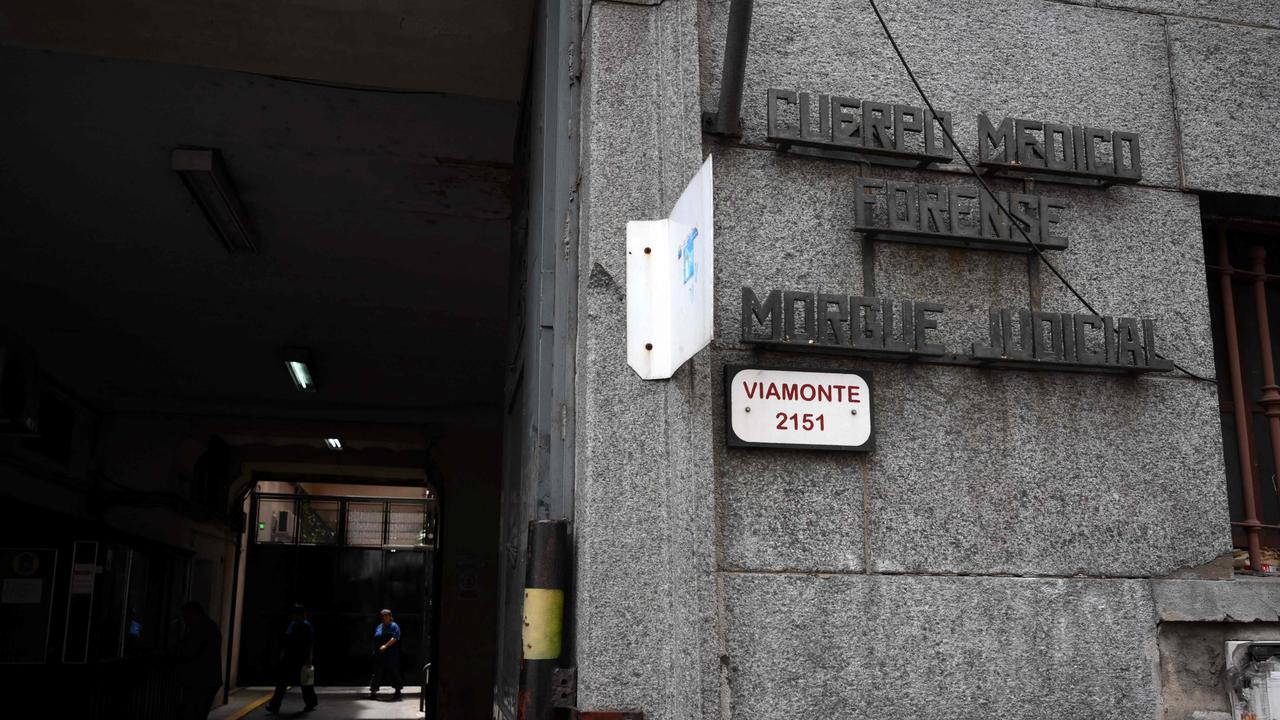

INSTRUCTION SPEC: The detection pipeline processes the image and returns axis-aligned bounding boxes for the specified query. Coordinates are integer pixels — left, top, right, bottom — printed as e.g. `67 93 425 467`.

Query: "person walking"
266 603 318 714
174 601 222 720
369 609 403 700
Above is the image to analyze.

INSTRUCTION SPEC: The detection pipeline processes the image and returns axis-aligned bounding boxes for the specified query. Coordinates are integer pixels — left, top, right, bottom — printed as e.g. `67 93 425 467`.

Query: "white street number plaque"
726 367 873 451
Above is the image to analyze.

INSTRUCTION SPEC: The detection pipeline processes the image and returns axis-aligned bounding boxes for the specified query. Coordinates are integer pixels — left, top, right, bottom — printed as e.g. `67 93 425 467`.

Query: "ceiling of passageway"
0 46 516 419
0 0 535 100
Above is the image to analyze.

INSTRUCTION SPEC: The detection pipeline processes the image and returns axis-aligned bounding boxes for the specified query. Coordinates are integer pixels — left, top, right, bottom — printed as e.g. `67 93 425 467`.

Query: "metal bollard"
419 662 432 716
517 520 569 720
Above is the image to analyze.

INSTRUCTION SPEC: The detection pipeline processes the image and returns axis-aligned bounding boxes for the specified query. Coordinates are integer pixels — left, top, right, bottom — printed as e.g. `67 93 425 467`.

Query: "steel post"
518 520 569 720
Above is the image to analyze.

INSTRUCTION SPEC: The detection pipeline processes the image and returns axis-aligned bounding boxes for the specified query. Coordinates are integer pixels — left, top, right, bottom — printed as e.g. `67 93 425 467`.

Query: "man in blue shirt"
369 608 403 700
266 603 317 714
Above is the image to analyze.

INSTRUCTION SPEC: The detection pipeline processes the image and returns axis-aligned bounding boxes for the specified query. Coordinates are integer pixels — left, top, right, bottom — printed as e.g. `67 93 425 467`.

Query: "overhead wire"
864 0 1215 383
257 73 444 95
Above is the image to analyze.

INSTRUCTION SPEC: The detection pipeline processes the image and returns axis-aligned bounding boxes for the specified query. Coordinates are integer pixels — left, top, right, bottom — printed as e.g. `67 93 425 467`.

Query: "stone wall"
575 1 718 718
574 0 1280 718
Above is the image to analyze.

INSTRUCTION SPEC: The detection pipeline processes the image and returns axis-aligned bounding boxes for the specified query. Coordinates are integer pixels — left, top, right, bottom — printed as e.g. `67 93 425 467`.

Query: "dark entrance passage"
238 490 437 686
0 0 571 714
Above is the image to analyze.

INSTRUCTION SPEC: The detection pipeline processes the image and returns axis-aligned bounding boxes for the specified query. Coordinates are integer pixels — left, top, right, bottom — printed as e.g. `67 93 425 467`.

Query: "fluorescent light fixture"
286 361 314 391
324 438 343 450
172 148 257 253
282 348 317 392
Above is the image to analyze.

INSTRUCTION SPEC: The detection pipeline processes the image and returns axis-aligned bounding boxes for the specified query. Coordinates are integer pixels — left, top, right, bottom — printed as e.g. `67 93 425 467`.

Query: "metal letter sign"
739 286 1176 374
725 366 874 451
627 155 715 380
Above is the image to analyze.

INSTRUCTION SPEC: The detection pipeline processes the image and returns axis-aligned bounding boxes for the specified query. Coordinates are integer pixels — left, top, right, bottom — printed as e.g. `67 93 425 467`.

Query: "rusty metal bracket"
551 667 576 708
704 0 754 136
552 667 642 719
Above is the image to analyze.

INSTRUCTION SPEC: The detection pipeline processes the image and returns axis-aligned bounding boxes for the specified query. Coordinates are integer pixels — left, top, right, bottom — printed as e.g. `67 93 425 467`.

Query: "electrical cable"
865 0 1215 383
257 73 444 95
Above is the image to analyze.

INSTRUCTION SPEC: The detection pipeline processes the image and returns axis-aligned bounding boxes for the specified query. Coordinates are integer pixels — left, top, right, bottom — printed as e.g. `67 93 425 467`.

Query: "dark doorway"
238 491 437 686
0 0 557 714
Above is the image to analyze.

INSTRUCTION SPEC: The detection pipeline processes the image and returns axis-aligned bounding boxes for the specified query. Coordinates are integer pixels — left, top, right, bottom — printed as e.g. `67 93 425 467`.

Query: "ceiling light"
286 361 313 391
282 348 316 392
324 438 343 450
172 148 257 253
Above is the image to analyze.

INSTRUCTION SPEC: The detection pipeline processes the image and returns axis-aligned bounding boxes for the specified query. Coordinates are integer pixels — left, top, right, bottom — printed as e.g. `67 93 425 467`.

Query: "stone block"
710 147 868 342
872 212 1032 354
1152 577 1280 622
701 0 1180 187
725 573 1159 720
866 366 1230 577
716 367 869 570
1039 184 1215 378
1102 1 1280 28
1167 18 1280 195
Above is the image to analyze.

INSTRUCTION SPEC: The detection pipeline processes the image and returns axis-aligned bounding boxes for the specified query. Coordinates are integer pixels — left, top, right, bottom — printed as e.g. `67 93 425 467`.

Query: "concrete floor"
209 687 425 719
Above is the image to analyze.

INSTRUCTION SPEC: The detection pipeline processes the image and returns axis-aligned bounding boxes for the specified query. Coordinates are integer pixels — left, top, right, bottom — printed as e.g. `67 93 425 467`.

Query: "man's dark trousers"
371 651 403 693
268 659 317 710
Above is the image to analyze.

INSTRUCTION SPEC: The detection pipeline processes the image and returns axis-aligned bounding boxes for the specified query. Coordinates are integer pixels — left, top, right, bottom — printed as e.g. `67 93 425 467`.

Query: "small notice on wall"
0 548 58 663
70 565 95 594
725 366 873 451
1 579 42 604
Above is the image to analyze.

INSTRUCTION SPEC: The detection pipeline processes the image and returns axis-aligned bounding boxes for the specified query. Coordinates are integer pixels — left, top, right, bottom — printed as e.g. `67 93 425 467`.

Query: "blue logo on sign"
678 228 698 285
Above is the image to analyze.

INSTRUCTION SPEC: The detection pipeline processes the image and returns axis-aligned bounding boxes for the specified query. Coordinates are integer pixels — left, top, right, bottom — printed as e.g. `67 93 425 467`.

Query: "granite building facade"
3 1 1279 718
568 1 1280 718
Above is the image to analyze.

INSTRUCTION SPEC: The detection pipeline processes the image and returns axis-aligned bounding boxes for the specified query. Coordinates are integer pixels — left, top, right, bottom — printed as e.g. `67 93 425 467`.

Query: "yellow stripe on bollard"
522 587 564 660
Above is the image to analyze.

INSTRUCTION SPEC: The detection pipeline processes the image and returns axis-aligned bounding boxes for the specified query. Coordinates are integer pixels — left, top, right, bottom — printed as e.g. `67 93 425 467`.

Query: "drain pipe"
706 0 755 136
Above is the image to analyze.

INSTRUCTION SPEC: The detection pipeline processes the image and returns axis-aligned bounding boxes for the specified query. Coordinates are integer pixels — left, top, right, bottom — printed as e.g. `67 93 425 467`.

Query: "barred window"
1205 204 1280 575
252 493 438 549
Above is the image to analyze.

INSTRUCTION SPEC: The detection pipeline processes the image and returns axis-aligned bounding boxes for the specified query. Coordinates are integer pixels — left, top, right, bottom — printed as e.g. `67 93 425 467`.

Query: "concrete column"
574 1 717 718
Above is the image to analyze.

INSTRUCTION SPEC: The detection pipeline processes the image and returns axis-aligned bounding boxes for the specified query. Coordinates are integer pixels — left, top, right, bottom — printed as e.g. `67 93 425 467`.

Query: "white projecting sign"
726 367 874 451
627 155 714 380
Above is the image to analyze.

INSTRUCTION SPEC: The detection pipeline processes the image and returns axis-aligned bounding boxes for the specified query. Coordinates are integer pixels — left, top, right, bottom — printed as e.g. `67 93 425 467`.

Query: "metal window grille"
250 493 437 549
346 502 385 547
387 503 428 546
1207 222 1280 574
